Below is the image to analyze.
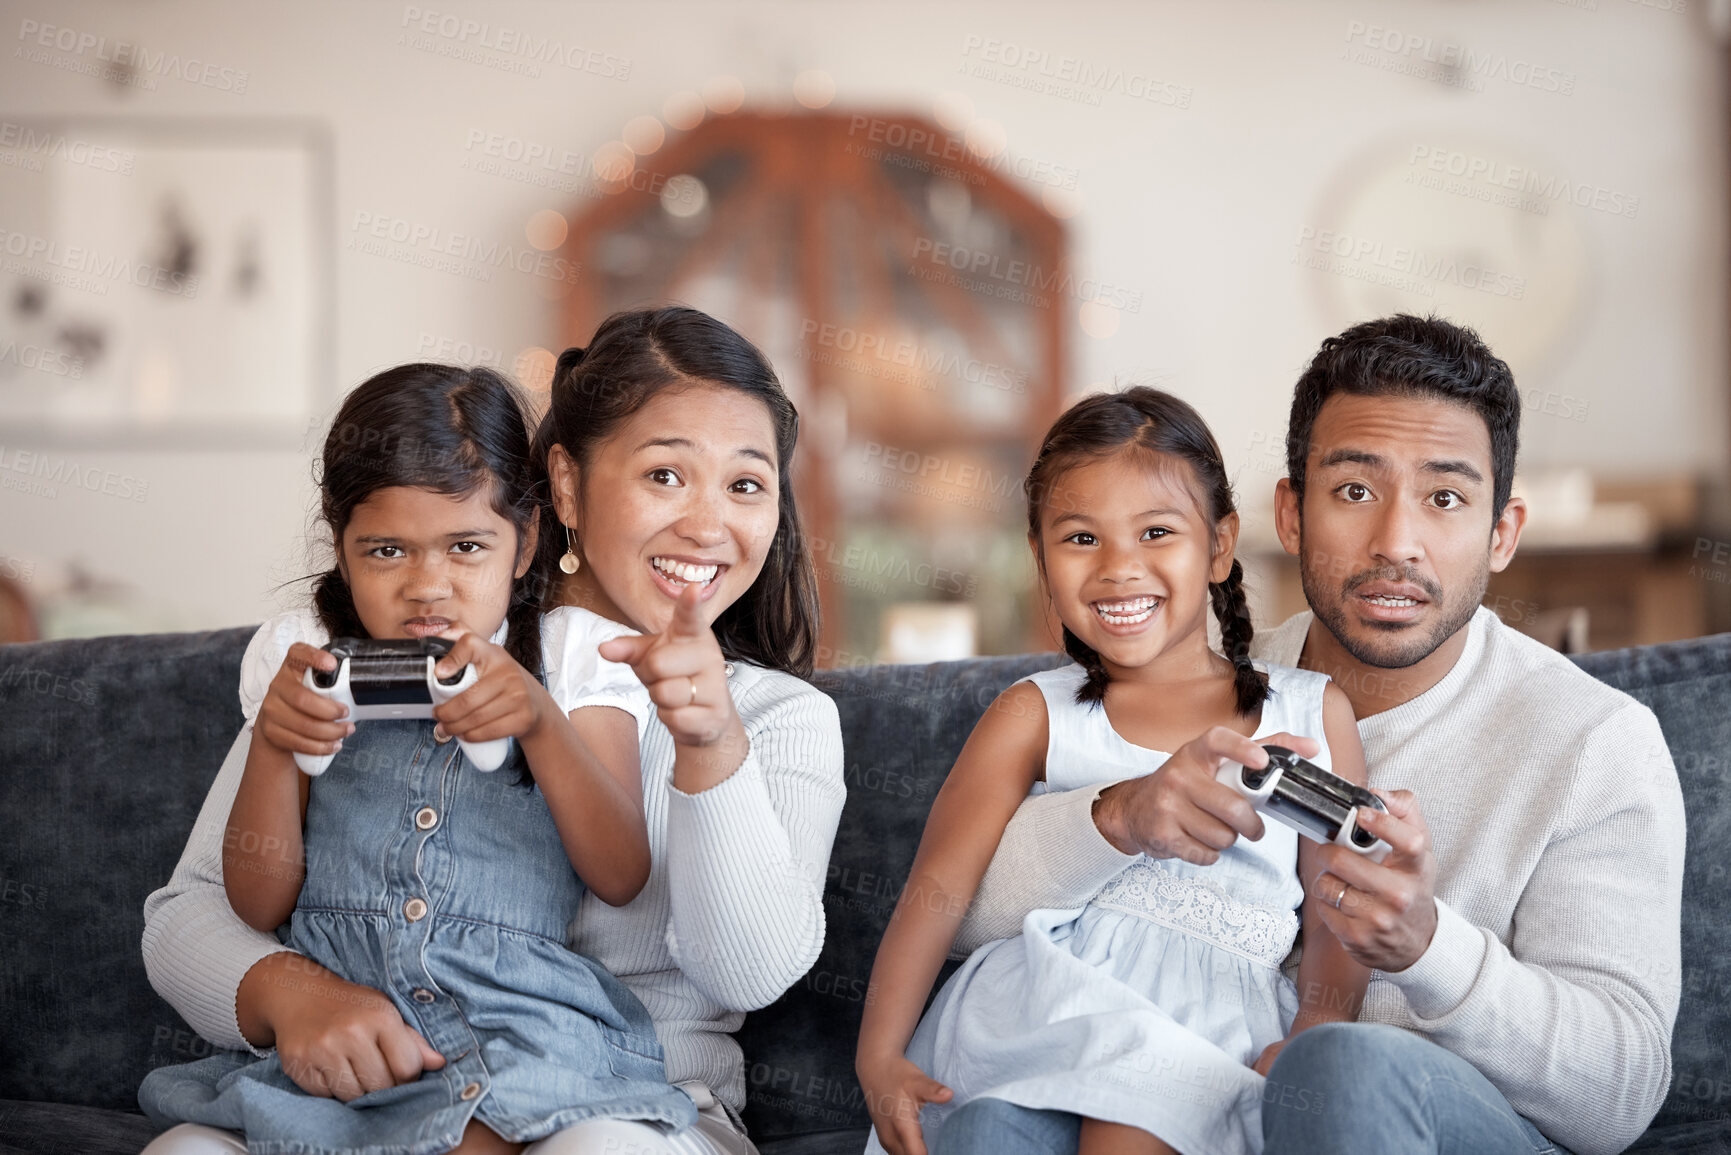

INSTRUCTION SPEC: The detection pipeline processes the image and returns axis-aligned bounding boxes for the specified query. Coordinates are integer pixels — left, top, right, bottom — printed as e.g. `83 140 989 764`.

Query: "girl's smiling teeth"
1093 596 1161 625
652 556 721 586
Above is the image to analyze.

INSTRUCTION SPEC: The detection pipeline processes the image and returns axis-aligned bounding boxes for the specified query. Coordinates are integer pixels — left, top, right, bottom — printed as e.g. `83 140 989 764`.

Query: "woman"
141 306 845 1155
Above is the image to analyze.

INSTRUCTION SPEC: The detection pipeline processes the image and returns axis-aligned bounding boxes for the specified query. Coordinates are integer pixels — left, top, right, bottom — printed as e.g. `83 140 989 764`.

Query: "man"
938 315 1684 1155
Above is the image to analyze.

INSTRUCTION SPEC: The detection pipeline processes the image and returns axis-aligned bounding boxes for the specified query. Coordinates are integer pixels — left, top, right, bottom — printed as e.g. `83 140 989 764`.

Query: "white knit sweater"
141 623 846 1117
957 608 1684 1155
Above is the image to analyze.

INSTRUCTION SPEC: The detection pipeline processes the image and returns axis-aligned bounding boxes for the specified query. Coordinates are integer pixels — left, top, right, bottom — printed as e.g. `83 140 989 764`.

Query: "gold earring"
559 526 581 575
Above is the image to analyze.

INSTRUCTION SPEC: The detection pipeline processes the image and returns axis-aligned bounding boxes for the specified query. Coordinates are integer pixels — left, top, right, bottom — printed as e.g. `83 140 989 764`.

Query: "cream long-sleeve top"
954 607 1684 1155
141 612 846 1115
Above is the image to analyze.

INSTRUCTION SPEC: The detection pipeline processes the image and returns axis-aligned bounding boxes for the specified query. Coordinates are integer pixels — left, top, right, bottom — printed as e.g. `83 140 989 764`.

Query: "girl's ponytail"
1210 558 1269 716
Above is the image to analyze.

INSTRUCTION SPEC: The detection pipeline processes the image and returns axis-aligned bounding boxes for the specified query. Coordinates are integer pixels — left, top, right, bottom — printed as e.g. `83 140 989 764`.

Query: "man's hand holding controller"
1090 725 1441 971
1308 789 1441 972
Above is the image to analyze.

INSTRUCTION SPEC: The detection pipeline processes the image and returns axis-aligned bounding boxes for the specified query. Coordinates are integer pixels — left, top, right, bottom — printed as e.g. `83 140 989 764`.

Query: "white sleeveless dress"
870 661 1333 1155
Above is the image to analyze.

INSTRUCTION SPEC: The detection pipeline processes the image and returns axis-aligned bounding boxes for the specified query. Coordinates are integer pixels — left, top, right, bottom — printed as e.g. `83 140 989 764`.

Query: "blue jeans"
1262 1023 1569 1155
932 1098 1081 1155
932 1024 1569 1155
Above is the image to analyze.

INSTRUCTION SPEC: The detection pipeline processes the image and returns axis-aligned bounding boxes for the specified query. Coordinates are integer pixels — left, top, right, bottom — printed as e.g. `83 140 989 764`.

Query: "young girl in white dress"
856 387 1372 1155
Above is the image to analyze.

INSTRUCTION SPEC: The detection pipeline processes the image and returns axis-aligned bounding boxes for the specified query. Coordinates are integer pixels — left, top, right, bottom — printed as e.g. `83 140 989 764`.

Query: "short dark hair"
1285 314 1521 521
534 306 821 678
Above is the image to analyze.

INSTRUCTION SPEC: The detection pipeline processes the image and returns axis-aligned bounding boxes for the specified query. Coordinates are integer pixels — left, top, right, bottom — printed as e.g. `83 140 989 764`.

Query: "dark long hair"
1025 386 1267 715
532 306 820 678
312 363 544 680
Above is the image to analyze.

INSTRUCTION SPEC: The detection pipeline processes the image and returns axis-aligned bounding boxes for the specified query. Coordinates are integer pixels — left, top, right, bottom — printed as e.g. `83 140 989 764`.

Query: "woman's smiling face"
554 381 782 636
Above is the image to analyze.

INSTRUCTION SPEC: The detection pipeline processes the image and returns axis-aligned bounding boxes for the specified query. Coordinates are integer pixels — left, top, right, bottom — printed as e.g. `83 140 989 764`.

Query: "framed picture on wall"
0 117 332 445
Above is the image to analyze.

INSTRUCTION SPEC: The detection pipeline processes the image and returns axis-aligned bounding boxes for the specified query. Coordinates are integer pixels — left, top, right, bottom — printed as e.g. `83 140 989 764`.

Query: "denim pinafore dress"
139 719 697 1154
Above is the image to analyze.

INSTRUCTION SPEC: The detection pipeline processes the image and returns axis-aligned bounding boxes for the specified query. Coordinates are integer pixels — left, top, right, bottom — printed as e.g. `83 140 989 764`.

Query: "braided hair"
1025 387 1268 715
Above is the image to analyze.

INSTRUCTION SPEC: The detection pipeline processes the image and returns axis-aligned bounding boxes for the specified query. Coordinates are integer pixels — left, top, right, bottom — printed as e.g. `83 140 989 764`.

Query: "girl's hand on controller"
240 952 444 1101
431 629 553 744
857 1053 952 1155
255 642 354 760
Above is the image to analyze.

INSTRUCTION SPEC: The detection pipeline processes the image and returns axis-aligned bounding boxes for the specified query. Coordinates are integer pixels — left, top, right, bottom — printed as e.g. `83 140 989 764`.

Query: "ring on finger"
687 676 698 707
1331 877 1349 909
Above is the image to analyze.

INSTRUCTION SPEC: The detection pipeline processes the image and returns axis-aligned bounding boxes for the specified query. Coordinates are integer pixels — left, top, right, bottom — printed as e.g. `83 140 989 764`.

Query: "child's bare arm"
432 632 651 906
225 643 344 931
1257 683 1372 1073
523 702 650 906
856 681 1049 1155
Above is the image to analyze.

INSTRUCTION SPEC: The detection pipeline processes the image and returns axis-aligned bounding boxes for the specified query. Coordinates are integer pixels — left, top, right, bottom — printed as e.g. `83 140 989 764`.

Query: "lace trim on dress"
1090 859 1299 969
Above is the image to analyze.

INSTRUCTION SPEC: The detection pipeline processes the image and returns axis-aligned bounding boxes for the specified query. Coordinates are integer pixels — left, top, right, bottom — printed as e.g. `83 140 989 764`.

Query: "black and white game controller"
1217 744 1391 862
292 637 510 776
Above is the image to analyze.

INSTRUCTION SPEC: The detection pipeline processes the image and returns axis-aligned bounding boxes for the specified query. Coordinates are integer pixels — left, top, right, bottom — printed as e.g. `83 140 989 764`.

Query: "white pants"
139 1081 759 1155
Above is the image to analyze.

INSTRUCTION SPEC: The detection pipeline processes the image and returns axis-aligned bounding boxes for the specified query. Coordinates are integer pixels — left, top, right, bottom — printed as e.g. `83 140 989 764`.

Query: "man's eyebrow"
1422 459 1485 484
1317 449 1386 471
633 436 775 467
1315 449 1484 485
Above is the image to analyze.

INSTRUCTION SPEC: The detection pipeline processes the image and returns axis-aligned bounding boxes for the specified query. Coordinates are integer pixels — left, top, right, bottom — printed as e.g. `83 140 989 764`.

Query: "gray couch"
1 627 1728 1154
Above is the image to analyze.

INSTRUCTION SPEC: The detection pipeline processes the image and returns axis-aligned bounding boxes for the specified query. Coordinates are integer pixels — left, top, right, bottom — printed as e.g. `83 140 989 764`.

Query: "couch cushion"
1575 635 1731 1134
0 629 253 1111
734 654 1065 1145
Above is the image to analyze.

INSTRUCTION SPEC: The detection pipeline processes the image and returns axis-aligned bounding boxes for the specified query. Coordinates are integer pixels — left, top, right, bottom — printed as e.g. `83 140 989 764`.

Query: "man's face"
1275 392 1524 670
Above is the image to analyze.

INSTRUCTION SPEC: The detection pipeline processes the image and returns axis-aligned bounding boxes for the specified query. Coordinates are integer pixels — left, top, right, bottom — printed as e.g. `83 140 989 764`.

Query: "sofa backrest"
0 627 254 1109
1 629 1727 1145
1571 636 1731 1133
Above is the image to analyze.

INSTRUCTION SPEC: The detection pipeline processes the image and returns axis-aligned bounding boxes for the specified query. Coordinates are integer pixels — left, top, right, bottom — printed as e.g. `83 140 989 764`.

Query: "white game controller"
292 637 511 776
1216 744 1391 862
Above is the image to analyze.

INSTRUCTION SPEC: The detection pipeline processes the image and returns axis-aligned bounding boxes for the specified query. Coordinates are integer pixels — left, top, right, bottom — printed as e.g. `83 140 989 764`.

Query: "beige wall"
1 0 1724 634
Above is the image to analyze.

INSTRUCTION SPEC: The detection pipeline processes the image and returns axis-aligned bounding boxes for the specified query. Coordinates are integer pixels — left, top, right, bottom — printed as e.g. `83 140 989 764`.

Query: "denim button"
412 987 435 1004
460 1082 482 1101
414 807 438 830
403 897 428 922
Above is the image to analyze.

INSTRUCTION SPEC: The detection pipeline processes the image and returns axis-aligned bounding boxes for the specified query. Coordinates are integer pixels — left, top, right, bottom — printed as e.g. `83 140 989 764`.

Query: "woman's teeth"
1094 597 1159 625
653 557 720 585
1363 594 1419 607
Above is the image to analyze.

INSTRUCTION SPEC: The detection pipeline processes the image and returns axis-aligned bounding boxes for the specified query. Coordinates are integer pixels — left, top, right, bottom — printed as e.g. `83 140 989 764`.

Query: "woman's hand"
857 1053 952 1155
238 952 444 1101
431 629 556 745
598 582 749 792
253 643 353 759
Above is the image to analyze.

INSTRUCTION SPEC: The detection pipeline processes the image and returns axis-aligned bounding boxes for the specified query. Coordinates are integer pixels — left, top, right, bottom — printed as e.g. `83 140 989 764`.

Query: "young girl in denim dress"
139 364 696 1154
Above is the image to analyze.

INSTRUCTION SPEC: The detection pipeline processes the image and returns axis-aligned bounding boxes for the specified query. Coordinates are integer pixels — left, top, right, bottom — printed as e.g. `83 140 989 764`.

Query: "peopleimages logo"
0 446 149 502
0 228 200 298
1293 227 1527 300
0 122 134 175
398 7 631 80
908 237 1144 313
1406 145 1639 220
347 211 581 285
15 18 249 92
1342 21 1576 95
